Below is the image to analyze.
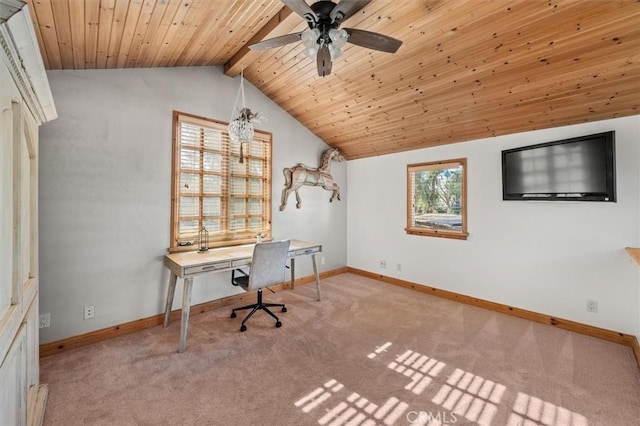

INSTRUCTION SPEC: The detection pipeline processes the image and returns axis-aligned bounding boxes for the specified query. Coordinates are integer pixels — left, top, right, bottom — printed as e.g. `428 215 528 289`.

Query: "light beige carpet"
40 273 640 425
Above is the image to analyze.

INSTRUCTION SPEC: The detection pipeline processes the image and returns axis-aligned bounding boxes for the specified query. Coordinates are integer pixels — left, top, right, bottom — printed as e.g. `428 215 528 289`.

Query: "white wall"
38 66 347 343
348 116 640 336
38 65 640 342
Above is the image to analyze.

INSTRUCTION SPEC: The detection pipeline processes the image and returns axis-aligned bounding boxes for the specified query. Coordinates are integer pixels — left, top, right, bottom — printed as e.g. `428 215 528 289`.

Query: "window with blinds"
406 158 468 240
171 111 272 251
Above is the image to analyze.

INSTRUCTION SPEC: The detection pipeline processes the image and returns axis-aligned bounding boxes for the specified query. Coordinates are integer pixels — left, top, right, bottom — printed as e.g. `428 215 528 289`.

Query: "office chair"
230 240 290 332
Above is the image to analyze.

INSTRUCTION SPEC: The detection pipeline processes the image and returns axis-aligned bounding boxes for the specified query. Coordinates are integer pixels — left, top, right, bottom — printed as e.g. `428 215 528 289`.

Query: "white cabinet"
1 325 27 426
1 4 57 425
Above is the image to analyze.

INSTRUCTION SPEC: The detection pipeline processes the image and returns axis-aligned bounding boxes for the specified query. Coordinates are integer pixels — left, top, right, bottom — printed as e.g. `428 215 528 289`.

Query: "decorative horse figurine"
280 147 345 211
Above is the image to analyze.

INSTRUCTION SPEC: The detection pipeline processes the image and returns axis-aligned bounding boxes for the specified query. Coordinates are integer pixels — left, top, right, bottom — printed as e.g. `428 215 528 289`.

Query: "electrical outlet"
379 260 387 268
84 305 95 320
396 263 402 271
39 313 50 329
321 257 325 265
586 299 598 313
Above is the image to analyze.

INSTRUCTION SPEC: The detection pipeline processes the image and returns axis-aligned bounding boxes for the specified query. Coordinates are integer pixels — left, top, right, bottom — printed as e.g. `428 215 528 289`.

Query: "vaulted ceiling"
24 0 640 159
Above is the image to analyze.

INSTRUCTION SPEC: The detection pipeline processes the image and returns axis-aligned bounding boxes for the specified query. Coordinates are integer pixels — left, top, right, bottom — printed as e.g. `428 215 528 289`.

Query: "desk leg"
311 253 321 301
290 258 295 290
178 277 193 353
163 273 178 328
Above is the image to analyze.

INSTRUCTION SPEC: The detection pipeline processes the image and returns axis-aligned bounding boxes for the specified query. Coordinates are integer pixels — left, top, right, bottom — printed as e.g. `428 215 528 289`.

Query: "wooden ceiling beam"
224 5 299 77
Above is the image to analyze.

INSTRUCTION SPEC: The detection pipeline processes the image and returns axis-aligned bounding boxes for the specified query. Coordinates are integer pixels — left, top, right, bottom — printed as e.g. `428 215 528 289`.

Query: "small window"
170 111 272 251
407 158 468 240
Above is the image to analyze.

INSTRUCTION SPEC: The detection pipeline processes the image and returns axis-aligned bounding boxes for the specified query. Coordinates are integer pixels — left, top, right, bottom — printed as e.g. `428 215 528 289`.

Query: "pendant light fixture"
228 69 261 163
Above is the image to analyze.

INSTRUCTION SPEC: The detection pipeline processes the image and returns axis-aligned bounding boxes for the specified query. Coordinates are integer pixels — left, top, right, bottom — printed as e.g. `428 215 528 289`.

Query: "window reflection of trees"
414 167 463 216
407 159 467 239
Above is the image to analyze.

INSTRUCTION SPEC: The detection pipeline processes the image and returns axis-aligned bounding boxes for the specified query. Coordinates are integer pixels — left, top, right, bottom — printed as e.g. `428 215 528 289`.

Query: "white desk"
163 240 322 352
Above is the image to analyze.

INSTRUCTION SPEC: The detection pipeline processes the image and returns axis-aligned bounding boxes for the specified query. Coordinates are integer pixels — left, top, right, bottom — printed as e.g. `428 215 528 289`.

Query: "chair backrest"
247 240 291 290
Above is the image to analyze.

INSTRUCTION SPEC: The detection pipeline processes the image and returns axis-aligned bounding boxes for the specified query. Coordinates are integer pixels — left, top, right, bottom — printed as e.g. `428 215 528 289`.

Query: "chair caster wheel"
281 307 287 313
275 321 282 328
240 325 247 332
231 312 236 318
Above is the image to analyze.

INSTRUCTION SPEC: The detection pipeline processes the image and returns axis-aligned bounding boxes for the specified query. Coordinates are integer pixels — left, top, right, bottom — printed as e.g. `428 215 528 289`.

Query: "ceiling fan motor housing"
307 1 343 44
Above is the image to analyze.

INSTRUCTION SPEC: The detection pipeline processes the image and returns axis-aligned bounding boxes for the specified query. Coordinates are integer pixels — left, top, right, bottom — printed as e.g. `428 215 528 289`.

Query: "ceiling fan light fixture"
304 45 318 60
328 28 348 61
328 43 342 61
301 28 321 59
329 28 348 49
251 0 401 76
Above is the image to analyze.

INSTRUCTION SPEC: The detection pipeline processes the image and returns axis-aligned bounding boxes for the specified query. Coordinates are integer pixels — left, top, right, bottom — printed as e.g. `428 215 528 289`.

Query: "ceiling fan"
249 0 403 77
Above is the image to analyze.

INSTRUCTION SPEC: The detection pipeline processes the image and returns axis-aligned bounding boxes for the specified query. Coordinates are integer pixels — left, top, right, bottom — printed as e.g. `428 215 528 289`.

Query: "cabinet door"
1 68 41 426
0 325 27 426
0 93 16 340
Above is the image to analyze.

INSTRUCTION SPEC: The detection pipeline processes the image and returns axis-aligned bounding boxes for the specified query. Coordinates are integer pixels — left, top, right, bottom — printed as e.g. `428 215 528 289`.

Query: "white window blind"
171 112 272 251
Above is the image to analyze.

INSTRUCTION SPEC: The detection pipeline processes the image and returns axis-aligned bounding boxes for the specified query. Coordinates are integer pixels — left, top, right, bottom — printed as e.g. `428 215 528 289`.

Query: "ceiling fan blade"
316 44 333 77
330 0 372 24
344 28 402 53
282 0 318 24
249 32 303 50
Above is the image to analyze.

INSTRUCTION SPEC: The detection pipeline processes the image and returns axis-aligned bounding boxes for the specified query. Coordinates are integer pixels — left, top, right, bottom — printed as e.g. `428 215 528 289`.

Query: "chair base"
230 288 286 331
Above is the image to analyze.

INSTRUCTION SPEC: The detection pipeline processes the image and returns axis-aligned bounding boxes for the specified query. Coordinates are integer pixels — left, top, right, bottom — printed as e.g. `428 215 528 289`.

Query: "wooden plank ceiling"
25 0 640 159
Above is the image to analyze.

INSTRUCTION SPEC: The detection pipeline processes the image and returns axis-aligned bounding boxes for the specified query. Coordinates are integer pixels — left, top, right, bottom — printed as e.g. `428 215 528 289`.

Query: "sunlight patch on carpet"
295 378 408 426
388 348 447 395
295 379 344 413
431 368 504 425
293 341 590 426
508 392 588 426
368 342 393 359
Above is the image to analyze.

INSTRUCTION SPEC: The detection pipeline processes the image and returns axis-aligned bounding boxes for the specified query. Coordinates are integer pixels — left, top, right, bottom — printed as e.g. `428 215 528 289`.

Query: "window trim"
170 111 272 252
406 158 468 240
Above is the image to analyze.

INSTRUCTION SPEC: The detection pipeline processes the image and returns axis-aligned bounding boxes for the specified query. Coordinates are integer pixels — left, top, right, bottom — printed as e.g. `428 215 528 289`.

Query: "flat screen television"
502 131 616 202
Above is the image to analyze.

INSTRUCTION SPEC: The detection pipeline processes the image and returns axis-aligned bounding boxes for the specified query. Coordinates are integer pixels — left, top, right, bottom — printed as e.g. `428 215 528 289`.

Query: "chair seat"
232 275 250 290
